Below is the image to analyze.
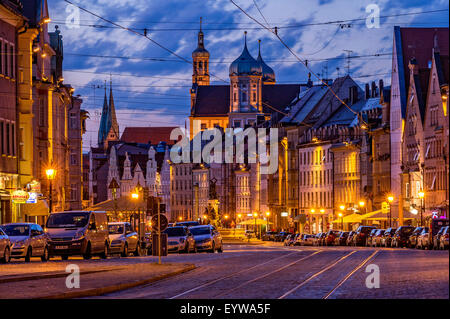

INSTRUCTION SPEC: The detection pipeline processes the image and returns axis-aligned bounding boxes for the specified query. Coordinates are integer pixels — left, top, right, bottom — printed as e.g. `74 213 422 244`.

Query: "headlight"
14 241 25 247
73 230 85 240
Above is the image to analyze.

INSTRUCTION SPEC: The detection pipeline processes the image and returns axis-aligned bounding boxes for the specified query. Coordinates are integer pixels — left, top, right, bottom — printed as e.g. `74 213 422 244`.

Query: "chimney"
371 81 377 98
379 79 384 96
365 83 370 99
409 58 419 75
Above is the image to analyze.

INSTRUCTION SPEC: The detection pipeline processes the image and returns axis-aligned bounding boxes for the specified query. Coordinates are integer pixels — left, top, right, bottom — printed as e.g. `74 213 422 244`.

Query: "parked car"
371 229 385 247
301 234 315 246
346 231 356 246
407 227 424 248
108 222 140 257
433 226 447 250
366 228 379 246
174 221 200 228
164 226 196 253
314 232 327 246
1 223 49 262
262 231 277 241
0 228 11 264
324 230 340 246
352 226 376 246
190 225 223 253
416 227 431 249
335 231 349 246
439 226 449 250
275 232 291 242
391 226 415 248
381 228 397 247
46 211 109 260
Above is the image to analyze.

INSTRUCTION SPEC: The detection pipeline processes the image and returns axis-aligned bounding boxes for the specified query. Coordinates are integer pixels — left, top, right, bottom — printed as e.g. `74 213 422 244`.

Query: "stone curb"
36 264 196 299
0 268 121 284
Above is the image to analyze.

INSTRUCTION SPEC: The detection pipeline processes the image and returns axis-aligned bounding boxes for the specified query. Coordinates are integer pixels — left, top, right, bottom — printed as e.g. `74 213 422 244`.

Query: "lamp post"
387 195 394 228
320 209 325 232
359 201 366 214
339 205 345 231
418 191 425 227
253 212 258 239
265 211 270 233
338 213 343 230
45 168 56 213
310 209 316 232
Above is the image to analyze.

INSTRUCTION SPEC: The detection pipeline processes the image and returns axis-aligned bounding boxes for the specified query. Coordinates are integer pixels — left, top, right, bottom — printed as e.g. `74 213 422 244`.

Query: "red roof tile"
120 127 179 145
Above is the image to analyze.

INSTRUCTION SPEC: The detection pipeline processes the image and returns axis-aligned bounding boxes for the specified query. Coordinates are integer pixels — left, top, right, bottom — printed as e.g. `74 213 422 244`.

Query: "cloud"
47 0 449 152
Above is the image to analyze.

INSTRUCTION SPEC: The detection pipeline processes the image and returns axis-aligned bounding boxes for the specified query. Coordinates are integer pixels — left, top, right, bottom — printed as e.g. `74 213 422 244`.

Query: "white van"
46 211 109 260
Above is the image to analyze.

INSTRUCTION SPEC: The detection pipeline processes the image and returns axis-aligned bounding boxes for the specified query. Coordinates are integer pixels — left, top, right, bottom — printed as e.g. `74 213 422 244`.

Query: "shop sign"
26 192 38 204
12 190 29 203
28 181 41 193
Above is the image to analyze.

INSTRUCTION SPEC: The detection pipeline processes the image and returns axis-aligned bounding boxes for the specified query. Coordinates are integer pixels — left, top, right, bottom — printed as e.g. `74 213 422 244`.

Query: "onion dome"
192 17 210 58
257 40 275 83
229 32 262 76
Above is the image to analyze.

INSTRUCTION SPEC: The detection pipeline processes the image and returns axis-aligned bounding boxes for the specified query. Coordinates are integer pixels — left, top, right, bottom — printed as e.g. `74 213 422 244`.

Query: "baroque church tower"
192 17 210 86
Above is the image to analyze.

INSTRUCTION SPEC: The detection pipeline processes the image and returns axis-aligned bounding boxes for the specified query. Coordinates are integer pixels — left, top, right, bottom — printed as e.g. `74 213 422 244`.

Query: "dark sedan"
391 226 415 248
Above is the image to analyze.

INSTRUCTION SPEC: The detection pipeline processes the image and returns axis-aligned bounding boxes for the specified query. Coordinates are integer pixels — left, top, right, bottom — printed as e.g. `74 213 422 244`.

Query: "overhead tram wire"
64 0 229 84
37 8 448 31
229 0 370 127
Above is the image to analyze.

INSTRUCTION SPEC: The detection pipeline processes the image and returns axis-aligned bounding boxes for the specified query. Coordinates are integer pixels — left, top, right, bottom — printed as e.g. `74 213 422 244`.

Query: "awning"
332 213 363 224
20 200 49 216
361 209 383 219
238 218 272 226
86 196 147 212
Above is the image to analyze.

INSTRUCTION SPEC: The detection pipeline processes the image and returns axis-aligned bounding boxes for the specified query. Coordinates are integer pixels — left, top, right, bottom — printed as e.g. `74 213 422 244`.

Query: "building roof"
229 34 262 76
414 68 430 123
394 27 449 118
257 41 275 83
281 85 328 124
191 84 302 117
120 127 179 145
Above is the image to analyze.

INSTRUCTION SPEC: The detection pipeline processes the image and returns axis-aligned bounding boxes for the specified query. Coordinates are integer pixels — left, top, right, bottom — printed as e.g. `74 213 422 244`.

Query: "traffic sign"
151 214 168 232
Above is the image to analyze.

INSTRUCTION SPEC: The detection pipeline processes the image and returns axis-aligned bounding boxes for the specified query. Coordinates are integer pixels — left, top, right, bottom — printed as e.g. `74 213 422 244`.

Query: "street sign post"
152 233 168 257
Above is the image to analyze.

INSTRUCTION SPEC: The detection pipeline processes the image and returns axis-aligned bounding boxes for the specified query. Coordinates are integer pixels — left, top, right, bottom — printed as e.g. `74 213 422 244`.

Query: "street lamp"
338 212 343 230
387 195 394 227
359 201 366 214
45 168 56 213
418 191 425 227
265 211 270 233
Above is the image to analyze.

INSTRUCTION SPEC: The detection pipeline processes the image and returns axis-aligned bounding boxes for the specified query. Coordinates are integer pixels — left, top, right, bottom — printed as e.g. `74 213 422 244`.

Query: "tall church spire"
98 81 108 147
192 17 210 86
104 78 120 148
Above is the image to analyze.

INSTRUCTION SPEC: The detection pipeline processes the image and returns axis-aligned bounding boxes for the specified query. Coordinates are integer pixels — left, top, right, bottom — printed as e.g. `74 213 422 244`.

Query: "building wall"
0 5 20 223
298 143 333 233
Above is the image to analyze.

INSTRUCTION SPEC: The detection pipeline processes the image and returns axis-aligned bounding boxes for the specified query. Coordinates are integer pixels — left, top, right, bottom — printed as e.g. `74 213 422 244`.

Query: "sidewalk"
223 238 265 245
0 262 195 299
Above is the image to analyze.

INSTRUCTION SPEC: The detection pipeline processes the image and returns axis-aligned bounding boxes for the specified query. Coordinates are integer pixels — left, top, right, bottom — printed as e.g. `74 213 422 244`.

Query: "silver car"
1 223 49 262
190 225 223 253
108 222 140 257
0 228 11 263
163 226 196 253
